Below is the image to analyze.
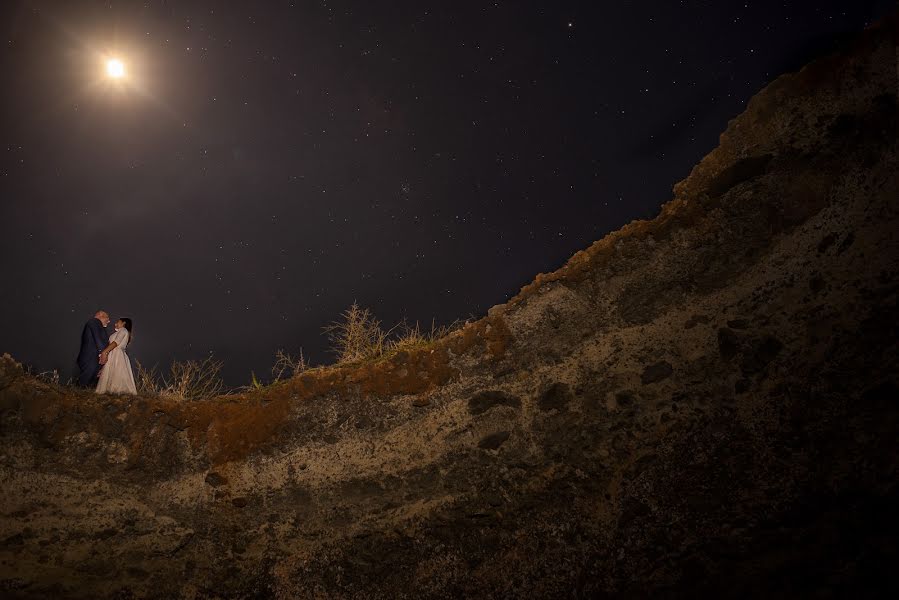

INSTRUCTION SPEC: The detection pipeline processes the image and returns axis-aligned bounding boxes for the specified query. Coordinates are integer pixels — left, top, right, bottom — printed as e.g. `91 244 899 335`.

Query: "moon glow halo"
106 58 125 78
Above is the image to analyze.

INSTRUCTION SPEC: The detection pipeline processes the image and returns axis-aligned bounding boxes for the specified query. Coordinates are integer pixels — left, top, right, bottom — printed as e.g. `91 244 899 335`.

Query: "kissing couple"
77 310 137 394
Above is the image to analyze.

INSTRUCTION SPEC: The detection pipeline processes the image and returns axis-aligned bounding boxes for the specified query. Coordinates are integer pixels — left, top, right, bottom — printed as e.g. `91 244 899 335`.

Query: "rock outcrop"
1 15 897 599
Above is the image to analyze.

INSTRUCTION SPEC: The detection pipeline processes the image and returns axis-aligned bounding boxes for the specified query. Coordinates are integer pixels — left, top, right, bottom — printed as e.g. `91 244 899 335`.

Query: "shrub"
271 349 308 381
323 302 393 364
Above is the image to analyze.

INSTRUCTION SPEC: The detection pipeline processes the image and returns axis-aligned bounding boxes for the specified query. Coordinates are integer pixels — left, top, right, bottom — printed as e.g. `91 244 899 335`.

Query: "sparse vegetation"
135 356 225 401
32 369 61 386
18 361 73 387
271 349 308 381
135 361 161 396
323 302 464 365
249 371 263 390
387 318 463 354
11 305 468 400
323 302 395 364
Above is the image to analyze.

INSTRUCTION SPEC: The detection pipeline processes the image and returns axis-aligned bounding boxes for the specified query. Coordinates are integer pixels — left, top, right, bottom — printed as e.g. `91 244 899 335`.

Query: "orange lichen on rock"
174 396 293 464
354 346 458 395
483 312 513 359
151 338 472 464
508 210 679 307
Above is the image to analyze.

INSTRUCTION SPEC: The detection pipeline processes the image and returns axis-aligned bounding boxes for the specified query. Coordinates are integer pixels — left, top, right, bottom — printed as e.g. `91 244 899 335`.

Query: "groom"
77 310 110 387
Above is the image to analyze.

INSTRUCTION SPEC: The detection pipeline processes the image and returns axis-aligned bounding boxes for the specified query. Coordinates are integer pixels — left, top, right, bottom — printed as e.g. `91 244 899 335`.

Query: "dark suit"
77 318 107 387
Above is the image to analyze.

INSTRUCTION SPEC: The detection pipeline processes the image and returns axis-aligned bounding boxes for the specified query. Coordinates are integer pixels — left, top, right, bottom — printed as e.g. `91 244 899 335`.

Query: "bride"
96 317 137 395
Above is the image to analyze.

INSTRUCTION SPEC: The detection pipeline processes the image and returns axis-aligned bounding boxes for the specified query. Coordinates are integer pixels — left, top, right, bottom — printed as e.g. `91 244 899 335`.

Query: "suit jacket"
77 318 107 386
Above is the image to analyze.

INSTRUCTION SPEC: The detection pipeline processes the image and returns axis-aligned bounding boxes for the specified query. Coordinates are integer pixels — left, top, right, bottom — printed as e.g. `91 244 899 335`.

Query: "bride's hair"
121 318 133 343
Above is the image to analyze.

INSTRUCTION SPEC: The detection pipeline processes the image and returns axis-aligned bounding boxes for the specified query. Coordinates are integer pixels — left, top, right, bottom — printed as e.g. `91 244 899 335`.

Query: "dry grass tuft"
323 303 466 365
387 319 463 354
135 360 161 396
136 356 225 401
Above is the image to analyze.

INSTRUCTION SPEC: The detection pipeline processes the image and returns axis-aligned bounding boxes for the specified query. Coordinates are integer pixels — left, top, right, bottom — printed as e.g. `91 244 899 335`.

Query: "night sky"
1 1 894 385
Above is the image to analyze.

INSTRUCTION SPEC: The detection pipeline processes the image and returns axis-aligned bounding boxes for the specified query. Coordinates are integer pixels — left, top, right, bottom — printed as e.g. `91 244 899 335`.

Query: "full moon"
106 58 125 78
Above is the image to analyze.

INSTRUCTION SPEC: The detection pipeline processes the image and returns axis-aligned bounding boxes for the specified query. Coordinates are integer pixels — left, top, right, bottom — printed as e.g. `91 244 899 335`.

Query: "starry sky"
1 0 894 385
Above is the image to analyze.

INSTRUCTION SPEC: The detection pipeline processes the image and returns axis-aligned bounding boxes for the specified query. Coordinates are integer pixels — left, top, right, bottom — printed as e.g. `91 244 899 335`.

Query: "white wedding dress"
96 327 137 394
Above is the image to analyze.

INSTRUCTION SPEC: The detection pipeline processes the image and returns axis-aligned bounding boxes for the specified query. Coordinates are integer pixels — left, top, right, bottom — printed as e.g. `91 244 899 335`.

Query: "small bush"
271 349 308 381
323 302 393 364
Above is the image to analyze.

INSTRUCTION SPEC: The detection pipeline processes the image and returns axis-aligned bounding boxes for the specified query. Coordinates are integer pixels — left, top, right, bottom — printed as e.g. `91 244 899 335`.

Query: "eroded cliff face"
2 17 897 600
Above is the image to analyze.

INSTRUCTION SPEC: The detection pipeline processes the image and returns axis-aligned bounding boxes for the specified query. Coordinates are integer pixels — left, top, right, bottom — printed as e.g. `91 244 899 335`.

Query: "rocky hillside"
1 15 897 599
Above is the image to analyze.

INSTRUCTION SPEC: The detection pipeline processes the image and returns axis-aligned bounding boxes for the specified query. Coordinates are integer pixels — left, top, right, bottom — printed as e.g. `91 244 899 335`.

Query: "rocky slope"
1 15 897 599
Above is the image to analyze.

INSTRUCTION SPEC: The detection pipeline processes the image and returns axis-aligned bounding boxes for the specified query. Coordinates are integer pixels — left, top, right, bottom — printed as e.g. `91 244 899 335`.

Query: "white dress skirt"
96 328 137 394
